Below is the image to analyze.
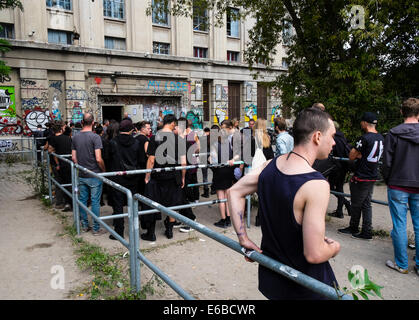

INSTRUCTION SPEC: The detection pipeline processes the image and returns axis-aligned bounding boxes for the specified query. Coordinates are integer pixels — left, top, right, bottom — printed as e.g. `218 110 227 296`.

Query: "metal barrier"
42 152 354 300
133 193 352 300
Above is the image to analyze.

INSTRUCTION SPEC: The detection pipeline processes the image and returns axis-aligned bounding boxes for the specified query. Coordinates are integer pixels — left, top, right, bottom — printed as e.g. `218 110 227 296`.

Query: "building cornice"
8 40 285 73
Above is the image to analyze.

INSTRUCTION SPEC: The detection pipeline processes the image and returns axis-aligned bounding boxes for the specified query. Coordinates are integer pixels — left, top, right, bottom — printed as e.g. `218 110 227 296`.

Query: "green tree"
158 0 418 141
0 0 23 76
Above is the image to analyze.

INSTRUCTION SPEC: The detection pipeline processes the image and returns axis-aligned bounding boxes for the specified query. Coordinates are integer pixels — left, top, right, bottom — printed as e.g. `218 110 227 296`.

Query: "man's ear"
312 131 322 145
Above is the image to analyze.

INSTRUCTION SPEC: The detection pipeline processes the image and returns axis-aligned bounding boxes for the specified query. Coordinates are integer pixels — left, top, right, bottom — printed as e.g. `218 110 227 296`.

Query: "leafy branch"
337 267 384 300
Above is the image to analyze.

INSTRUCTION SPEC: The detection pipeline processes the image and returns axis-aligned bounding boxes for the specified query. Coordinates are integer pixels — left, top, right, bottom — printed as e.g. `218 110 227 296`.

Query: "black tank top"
257 157 338 300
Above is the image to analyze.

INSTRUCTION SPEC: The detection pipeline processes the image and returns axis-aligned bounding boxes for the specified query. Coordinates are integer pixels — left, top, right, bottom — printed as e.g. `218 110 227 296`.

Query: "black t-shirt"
49 134 72 167
353 132 384 180
135 134 149 168
147 131 185 180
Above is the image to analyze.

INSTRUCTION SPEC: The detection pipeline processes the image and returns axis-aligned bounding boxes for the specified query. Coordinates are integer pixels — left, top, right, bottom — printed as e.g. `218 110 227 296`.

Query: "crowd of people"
36 97 419 299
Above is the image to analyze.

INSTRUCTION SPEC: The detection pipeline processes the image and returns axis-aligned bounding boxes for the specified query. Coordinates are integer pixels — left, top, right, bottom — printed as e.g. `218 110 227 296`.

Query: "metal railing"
42 152 352 300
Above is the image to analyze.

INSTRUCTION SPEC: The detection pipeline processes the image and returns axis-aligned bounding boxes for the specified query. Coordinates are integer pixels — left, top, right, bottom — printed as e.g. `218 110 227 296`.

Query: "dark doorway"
228 82 241 120
257 84 268 120
203 80 211 122
102 105 123 123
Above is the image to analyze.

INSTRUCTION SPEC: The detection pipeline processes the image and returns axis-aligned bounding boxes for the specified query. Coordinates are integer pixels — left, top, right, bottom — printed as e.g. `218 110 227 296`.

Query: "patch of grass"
372 229 390 238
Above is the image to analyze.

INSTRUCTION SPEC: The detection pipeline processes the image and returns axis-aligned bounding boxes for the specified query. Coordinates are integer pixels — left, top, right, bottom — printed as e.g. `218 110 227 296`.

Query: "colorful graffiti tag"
214 105 228 124
244 104 257 124
186 107 203 129
0 86 22 135
271 105 282 127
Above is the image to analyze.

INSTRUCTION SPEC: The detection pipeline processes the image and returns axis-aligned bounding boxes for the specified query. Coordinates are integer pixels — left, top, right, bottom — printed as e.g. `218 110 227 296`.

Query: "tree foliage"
159 0 418 141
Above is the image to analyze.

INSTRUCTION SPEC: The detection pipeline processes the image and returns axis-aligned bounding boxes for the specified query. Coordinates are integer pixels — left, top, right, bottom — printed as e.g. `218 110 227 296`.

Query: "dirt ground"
0 163 418 300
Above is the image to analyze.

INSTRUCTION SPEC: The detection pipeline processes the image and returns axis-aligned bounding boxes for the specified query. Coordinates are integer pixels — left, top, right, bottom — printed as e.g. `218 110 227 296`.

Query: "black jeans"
329 166 350 213
349 178 375 236
112 184 138 233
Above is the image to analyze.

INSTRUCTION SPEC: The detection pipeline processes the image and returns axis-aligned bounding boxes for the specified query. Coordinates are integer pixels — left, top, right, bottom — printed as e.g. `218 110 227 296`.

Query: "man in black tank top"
228 108 341 300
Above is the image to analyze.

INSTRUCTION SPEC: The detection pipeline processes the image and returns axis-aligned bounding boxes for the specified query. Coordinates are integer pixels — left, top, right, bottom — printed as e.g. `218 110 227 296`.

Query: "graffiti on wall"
186 106 203 129
147 80 190 93
271 105 282 127
49 80 64 121
0 86 22 135
244 104 257 124
71 101 84 124
0 140 18 152
23 108 52 132
214 105 228 124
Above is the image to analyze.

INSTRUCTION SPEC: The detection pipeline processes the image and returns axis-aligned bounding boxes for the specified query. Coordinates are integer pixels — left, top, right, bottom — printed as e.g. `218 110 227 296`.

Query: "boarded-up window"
228 83 241 120
257 84 268 120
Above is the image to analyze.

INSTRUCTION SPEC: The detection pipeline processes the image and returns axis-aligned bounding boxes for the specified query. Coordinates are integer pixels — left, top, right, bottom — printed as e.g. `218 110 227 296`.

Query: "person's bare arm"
298 180 341 264
95 149 106 172
145 155 155 183
180 154 187 188
227 161 271 258
144 141 149 155
349 148 362 161
71 150 78 164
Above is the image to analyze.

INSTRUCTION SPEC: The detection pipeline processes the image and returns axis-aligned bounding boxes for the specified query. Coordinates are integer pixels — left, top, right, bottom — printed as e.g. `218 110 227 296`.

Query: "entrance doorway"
102 105 123 123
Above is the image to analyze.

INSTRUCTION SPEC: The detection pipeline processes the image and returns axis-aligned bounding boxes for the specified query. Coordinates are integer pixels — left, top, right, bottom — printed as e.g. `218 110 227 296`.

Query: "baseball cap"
119 119 134 132
361 112 378 124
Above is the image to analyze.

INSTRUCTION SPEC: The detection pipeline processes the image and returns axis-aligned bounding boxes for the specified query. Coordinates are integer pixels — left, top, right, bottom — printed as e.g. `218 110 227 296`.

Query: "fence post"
126 191 139 292
46 151 53 204
73 166 81 235
132 198 141 292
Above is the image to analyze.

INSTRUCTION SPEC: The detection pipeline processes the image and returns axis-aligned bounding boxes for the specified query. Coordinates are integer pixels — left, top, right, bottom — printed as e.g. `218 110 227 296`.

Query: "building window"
0 23 14 39
282 20 293 45
194 47 207 58
48 29 73 45
152 0 169 26
153 42 170 55
193 4 208 31
105 36 126 50
46 0 72 11
227 8 240 38
227 51 239 62
103 0 125 20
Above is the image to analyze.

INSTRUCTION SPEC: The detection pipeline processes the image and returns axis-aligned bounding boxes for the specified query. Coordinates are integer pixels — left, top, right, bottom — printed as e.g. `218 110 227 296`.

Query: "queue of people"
38 97 418 301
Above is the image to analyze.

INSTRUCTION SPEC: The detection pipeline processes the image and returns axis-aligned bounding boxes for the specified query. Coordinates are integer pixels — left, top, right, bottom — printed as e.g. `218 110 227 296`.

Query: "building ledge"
8 39 285 72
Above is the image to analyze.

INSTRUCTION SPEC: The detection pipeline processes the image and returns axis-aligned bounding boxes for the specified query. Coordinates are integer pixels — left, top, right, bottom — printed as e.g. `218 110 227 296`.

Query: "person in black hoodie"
382 98 419 275
108 118 143 240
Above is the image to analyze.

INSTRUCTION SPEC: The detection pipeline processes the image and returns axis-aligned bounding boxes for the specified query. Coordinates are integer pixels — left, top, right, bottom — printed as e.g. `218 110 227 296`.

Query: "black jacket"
382 123 419 188
108 134 143 186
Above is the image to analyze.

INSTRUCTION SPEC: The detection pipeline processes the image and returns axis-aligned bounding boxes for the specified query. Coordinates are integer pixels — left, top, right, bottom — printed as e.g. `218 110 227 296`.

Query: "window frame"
226 7 240 38
48 29 73 45
152 0 170 27
104 36 126 50
46 0 72 11
0 23 14 39
103 0 125 20
193 4 208 32
227 51 240 62
193 47 208 58
153 42 170 55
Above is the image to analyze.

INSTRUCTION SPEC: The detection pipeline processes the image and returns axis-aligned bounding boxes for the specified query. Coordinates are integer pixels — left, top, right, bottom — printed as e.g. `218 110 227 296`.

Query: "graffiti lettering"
20 79 37 87
49 80 63 93
0 75 11 83
0 140 18 152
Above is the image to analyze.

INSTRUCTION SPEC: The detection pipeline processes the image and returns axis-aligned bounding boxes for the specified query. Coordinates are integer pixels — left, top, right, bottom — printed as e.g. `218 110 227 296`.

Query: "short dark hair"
401 98 419 118
136 120 150 130
221 119 233 128
203 127 210 133
82 113 94 126
293 108 333 146
274 117 287 131
95 125 103 135
163 114 177 126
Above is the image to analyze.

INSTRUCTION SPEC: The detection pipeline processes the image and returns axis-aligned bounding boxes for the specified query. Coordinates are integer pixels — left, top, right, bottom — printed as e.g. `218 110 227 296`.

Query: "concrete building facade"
0 0 286 135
